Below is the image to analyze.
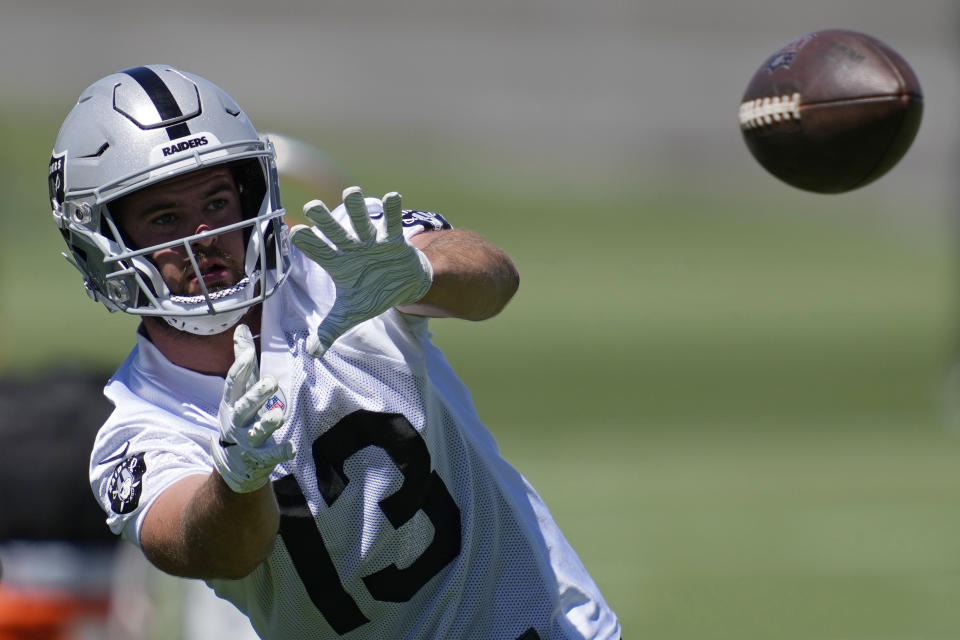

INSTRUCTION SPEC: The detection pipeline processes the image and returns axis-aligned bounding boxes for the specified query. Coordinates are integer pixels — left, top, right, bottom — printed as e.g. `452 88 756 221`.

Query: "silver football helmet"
49 64 290 335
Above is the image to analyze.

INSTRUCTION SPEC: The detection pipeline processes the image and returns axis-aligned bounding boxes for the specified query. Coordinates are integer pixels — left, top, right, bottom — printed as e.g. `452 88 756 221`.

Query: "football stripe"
122 66 192 140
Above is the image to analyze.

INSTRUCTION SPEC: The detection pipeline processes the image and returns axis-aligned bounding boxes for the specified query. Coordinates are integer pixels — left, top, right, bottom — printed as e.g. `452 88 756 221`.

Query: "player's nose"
189 220 218 249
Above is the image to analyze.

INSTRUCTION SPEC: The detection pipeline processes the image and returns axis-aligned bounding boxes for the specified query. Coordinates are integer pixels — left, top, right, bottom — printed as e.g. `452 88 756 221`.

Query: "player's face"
112 167 246 296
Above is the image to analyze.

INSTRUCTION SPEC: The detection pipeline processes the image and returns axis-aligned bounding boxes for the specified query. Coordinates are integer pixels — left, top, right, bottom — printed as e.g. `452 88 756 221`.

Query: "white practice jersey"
89 204 620 640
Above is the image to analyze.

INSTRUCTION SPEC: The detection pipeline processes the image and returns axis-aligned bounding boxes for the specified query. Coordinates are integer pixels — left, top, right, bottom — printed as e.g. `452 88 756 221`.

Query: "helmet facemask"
107 159 286 335
50 65 291 335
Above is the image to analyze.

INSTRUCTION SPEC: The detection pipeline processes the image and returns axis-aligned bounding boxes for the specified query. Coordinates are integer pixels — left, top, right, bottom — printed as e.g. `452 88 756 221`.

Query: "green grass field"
4 110 960 638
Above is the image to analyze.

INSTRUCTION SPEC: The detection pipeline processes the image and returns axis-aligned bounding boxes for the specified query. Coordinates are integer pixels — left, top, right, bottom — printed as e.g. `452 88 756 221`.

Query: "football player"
49 65 621 639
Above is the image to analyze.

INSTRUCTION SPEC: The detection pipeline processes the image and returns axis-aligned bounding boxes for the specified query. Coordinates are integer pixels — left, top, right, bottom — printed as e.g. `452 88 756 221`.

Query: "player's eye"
206 198 228 212
150 212 177 226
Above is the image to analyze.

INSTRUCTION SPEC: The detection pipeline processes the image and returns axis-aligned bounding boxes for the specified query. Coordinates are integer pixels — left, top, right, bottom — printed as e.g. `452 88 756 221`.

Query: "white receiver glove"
289 186 434 358
211 324 296 493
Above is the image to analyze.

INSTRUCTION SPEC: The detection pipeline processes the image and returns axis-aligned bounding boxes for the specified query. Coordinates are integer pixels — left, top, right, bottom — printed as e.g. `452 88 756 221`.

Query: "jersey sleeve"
89 385 216 545
399 209 452 238
327 197 452 241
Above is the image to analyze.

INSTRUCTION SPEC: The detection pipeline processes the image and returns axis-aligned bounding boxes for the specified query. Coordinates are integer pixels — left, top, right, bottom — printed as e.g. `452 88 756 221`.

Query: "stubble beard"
171 245 246 297
144 245 251 341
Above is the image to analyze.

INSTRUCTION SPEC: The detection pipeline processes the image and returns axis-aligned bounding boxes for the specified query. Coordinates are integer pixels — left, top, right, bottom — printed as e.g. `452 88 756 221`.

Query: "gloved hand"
289 186 434 358
211 324 296 493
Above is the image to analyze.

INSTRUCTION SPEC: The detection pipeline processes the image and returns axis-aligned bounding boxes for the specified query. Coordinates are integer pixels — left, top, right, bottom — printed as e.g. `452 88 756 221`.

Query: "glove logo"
261 388 287 417
107 453 147 514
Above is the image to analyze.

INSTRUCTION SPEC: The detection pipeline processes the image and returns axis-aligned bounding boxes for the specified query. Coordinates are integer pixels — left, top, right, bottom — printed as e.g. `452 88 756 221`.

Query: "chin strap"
161 273 261 335
163 307 248 336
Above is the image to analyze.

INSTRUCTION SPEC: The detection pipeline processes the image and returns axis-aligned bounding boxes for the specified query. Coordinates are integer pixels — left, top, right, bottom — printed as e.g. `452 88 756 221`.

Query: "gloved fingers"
246 408 285 447
342 186 377 243
254 439 297 467
234 439 295 465
224 451 272 486
306 324 341 359
230 375 279 435
290 224 339 264
383 191 403 238
302 199 354 247
212 436 295 494
223 324 257 405
300 198 333 228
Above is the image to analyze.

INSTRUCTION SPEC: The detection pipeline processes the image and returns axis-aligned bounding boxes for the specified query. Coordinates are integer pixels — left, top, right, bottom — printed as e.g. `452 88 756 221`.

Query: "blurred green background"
4 1 960 638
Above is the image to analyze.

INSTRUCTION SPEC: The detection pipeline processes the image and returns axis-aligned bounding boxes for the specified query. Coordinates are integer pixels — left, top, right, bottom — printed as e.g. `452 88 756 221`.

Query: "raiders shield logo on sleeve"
401 209 452 232
107 453 147 514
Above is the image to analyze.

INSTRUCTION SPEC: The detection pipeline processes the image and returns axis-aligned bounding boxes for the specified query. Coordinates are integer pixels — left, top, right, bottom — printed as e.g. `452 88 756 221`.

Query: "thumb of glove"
305 332 330 358
305 303 351 358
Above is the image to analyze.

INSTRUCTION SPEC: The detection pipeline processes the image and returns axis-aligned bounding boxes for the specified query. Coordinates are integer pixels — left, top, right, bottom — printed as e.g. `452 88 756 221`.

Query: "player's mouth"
186 257 241 294
199 264 230 284
191 267 229 291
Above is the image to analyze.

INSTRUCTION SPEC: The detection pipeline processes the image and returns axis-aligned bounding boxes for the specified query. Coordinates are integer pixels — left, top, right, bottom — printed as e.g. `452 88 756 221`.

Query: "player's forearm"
400 229 519 320
142 472 279 580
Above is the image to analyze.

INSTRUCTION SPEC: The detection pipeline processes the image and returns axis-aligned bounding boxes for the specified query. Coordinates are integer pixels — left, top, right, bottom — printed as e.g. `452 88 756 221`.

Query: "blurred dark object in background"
0 367 115 543
0 368 118 640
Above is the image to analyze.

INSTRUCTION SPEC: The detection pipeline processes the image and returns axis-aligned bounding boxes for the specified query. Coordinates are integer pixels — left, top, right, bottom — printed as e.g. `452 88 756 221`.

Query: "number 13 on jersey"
272 410 462 634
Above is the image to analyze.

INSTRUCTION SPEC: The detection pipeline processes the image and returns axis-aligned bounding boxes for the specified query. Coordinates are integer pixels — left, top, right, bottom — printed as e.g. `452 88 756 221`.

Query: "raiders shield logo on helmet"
48 151 66 211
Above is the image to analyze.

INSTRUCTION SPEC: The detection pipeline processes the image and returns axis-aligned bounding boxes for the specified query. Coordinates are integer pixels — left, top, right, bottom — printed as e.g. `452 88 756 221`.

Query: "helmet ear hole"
230 159 267 220
230 158 270 267
100 205 125 247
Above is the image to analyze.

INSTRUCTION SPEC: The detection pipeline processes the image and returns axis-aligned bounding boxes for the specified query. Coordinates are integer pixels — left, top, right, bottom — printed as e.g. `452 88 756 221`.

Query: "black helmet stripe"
121 66 192 140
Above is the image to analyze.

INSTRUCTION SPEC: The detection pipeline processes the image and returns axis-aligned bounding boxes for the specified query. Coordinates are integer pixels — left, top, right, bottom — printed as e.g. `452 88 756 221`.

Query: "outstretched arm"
140 472 279 580
290 187 519 358
398 229 519 320
140 324 295 580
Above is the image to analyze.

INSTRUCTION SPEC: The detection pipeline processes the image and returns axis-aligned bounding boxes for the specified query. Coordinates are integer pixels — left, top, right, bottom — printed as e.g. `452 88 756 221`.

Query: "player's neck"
141 307 262 377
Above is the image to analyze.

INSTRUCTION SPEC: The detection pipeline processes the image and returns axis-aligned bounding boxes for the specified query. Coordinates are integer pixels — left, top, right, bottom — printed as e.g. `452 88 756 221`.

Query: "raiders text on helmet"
49 65 291 335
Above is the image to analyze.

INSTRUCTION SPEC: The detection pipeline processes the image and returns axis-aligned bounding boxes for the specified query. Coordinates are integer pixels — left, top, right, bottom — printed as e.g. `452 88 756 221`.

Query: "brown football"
739 29 923 193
